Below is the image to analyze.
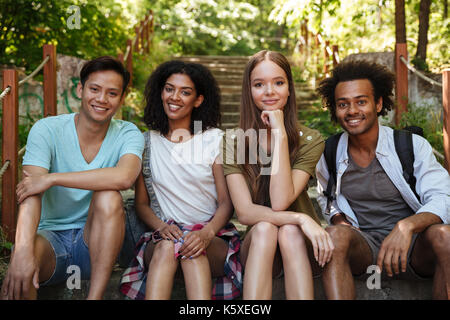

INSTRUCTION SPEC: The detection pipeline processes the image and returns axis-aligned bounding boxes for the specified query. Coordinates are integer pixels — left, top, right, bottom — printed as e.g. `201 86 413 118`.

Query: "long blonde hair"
239 50 300 206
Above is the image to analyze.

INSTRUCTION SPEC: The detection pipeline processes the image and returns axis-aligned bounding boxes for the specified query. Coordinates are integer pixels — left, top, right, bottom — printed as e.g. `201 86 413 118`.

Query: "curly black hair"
316 59 395 122
143 60 221 134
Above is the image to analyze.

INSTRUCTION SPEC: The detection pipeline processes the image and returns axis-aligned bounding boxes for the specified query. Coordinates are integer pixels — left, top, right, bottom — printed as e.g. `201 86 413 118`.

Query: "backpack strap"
393 129 420 202
142 131 164 219
323 132 343 215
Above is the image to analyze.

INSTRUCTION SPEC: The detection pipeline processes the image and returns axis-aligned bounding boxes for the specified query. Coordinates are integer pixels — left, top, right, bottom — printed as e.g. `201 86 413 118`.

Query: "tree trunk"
395 0 406 43
415 0 432 63
444 0 448 19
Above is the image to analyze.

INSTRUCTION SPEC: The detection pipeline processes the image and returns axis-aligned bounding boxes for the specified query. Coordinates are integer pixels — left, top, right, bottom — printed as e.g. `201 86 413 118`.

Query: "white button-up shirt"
316 125 450 227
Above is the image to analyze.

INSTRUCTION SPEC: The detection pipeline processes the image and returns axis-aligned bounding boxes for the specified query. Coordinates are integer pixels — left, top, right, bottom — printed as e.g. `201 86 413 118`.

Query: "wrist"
296 213 308 226
202 225 216 240
397 218 414 234
46 173 56 188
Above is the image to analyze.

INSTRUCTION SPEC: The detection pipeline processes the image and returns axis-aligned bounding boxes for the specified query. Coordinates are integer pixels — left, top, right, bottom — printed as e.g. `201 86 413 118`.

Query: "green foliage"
396 103 444 164
0 0 140 71
0 226 12 283
149 0 291 56
270 0 449 72
298 101 341 138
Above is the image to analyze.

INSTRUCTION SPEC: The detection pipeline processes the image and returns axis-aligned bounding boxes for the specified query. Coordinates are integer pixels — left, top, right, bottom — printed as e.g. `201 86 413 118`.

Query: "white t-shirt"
149 128 224 225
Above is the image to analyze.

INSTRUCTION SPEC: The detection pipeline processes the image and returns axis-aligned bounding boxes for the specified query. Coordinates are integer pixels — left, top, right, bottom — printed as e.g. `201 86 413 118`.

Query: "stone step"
37 265 433 300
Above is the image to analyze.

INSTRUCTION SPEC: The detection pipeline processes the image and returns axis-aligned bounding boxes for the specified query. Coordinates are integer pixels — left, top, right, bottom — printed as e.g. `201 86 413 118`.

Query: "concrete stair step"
37 266 433 300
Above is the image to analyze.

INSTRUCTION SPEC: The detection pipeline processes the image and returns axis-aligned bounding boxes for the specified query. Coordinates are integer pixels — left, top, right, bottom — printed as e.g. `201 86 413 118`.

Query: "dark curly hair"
143 60 221 134
316 59 395 122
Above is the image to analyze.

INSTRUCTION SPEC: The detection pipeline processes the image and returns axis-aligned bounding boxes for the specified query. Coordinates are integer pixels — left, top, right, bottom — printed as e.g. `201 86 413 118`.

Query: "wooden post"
43 44 57 117
443 69 450 173
332 45 339 67
323 40 330 75
395 43 408 126
2 69 19 242
299 23 304 54
140 21 145 54
134 26 140 52
127 39 133 88
145 15 150 54
117 53 124 64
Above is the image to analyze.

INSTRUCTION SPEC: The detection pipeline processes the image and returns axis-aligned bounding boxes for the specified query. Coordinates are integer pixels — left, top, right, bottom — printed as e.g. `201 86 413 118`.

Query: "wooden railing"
0 10 154 242
394 43 449 172
297 20 340 78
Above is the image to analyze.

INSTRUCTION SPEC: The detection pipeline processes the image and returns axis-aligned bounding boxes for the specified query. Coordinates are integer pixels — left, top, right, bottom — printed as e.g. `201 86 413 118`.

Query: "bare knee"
250 221 278 248
325 225 353 257
278 224 306 249
425 224 450 258
151 240 176 265
91 190 123 219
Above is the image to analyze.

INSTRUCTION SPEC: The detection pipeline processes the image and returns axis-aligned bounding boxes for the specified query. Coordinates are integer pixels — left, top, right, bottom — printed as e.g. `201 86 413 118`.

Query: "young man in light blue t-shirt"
1 56 144 300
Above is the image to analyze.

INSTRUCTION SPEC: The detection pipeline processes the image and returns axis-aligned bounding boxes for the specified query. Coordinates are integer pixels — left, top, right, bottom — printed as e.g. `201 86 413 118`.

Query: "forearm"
236 202 301 227
398 212 443 234
14 195 42 252
135 203 166 231
202 200 233 237
269 132 296 208
48 166 138 191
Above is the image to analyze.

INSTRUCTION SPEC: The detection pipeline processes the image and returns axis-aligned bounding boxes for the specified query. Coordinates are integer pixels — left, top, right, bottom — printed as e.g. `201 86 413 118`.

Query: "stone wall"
0 54 86 123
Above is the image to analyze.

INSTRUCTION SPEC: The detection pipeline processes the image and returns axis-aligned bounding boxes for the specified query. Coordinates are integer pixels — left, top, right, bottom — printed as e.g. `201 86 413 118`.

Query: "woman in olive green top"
222 50 334 300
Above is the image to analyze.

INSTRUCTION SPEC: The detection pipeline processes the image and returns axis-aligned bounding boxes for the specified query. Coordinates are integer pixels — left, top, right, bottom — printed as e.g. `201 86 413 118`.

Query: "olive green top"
221 124 324 225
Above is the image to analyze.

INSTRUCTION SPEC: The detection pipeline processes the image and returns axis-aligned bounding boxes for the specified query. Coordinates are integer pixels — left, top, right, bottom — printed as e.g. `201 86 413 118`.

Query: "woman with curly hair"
120 60 242 300
222 50 334 299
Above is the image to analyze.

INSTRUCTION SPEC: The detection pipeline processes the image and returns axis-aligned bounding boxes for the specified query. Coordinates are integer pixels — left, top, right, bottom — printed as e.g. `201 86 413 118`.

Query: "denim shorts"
37 227 91 286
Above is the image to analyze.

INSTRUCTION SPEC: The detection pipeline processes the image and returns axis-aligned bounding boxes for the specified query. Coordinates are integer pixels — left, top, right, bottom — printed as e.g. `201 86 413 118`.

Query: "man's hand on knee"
377 221 413 277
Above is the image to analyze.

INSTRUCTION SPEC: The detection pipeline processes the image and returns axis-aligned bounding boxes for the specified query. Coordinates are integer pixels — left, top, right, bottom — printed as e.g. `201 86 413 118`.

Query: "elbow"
235 206 252 226
116 171 139 190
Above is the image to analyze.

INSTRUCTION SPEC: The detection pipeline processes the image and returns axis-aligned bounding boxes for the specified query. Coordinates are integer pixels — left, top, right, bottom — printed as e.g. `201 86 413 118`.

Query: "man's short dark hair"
316 60 396 122
80 56 130 96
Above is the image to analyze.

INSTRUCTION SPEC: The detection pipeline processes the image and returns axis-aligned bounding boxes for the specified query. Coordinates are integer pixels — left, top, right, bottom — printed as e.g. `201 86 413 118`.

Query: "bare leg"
240 221 279 300
83 190 125 300
322 225 372 300
410 224 450 300
205 237 229 278
145 240 179 300
181 255 212 300
278 224 313 300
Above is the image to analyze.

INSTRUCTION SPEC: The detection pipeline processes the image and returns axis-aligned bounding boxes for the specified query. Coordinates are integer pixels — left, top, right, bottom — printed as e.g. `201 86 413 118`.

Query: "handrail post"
323 40 330 75
443 69 450 173
304 19 309 58
127 39 133 88
2 69 19 242
134 26 140 52
332 45 339 67
43 44 57 117
395 43 408 126
140 21 145 54
145 14 150 54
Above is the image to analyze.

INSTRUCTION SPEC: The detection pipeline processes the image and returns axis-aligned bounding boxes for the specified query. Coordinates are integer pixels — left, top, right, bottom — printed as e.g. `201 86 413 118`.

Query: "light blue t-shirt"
22 113 145 231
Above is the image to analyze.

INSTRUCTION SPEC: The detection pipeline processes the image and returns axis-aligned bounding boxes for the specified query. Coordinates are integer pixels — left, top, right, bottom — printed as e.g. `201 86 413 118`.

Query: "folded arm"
17 154 142 203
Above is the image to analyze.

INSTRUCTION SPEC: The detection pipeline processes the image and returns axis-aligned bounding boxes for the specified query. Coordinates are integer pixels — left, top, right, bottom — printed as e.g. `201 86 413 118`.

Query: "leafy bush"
396 103 444 165
298 101 341 138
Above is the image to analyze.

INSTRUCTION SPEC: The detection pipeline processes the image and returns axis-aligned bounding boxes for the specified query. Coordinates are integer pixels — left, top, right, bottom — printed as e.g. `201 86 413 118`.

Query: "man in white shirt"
315 60 450 300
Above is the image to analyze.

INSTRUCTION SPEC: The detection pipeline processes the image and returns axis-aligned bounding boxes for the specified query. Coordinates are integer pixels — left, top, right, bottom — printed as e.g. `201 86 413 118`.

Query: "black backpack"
322 126 423 215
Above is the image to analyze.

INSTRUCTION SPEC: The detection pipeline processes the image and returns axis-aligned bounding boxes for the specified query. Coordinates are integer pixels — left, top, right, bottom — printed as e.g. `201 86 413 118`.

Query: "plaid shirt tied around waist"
119 220 242 300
